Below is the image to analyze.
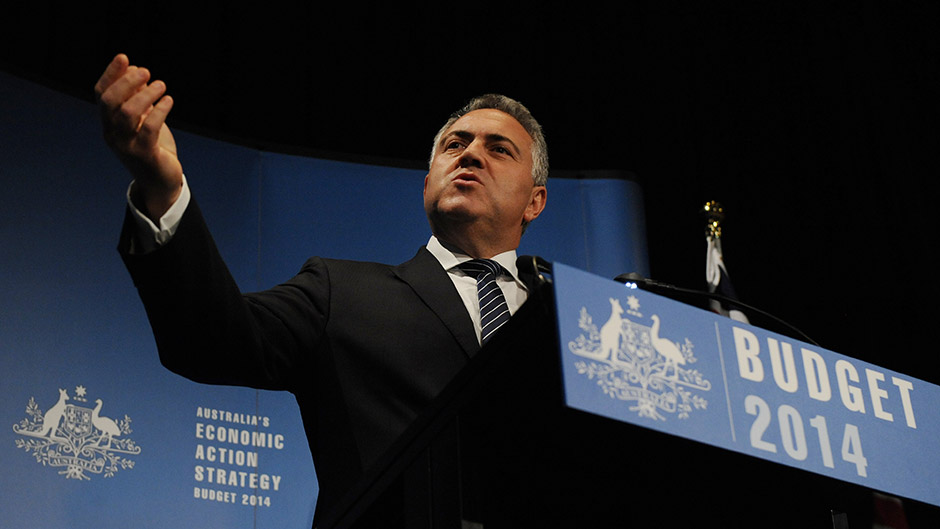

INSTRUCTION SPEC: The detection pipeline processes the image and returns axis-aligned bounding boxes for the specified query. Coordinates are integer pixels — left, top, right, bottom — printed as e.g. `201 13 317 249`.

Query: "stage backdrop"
0 71 648 529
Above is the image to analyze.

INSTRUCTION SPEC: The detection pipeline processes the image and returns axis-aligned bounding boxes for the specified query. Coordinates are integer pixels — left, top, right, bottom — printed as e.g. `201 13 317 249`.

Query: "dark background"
2 1 937 380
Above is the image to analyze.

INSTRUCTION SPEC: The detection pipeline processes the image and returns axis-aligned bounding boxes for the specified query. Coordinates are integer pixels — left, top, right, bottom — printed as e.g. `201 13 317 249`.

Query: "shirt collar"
426 235 526 290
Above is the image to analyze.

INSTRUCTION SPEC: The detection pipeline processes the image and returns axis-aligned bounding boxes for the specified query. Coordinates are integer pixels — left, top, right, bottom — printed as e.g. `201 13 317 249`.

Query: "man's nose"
457 142 484 168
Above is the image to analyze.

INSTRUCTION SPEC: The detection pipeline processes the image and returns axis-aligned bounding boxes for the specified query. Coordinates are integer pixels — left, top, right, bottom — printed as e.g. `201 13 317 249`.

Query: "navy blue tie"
458 259 511 344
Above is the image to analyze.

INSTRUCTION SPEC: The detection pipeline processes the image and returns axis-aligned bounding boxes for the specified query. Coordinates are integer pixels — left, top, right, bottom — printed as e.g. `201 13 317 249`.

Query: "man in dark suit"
95 54 549 521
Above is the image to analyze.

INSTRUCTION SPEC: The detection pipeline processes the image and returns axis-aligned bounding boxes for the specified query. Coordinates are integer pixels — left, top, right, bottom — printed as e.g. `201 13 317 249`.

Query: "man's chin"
426 198 484 222
426 205 484 234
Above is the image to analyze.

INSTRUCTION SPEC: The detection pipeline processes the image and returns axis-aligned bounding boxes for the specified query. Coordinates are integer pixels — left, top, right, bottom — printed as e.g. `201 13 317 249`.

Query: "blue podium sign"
553 263 939 507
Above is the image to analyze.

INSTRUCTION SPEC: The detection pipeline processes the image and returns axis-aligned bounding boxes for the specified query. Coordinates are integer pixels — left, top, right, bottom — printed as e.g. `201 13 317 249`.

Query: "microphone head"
614 272 647 284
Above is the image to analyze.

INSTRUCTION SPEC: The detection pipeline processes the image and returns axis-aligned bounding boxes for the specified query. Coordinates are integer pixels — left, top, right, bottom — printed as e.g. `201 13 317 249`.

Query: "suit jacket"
119 198 491 521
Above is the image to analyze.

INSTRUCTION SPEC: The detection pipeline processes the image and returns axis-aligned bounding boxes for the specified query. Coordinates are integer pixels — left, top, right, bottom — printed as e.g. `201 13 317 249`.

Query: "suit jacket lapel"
394 247 480 358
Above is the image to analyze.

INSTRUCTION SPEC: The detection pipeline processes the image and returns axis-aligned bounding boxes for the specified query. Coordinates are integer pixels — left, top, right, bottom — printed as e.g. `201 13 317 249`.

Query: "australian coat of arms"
568 295 711 421
12 386 141 480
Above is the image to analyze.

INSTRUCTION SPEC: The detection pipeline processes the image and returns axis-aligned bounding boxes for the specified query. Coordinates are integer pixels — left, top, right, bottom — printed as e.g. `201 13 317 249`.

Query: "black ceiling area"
2 2 938 379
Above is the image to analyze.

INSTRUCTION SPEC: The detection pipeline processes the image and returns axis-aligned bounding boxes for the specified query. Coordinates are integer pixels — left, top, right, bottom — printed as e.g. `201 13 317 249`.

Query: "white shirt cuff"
126 175 191 254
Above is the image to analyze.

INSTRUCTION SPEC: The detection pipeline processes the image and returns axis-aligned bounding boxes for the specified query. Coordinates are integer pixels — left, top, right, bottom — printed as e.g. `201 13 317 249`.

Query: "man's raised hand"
95 54 182 221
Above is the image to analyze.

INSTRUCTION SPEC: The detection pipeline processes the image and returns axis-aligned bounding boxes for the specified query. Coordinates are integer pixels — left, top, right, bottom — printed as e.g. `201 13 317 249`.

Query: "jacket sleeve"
118 197 329 391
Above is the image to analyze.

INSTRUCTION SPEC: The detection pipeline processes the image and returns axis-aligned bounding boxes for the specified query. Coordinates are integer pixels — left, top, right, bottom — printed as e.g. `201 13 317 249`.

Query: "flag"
703 201 749 323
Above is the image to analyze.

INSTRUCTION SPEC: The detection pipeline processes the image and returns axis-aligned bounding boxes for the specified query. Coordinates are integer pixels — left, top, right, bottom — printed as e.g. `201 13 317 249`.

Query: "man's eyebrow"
441 130 522 156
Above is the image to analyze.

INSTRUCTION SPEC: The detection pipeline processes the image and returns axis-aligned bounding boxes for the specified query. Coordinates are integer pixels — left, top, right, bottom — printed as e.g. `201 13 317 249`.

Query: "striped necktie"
458 259 512 344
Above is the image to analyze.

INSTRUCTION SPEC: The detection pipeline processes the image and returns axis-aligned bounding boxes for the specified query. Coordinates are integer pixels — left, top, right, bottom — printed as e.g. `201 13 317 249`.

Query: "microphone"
613 272 819 346
516 255 553 315
517 255 553 286
613 272 675 292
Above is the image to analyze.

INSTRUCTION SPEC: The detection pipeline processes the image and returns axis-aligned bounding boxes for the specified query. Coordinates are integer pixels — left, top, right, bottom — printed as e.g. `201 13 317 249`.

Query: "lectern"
317 263 940 529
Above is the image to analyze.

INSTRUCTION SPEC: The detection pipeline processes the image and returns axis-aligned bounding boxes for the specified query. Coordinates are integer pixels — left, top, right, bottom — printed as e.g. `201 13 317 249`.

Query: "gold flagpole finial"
702 200 724 239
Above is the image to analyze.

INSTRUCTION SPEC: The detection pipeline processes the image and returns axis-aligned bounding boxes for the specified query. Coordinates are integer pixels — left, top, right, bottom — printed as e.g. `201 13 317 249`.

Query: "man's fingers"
138 94 174 146
98 65 147 124
94 54 130 100
124 79 168 131
103 71 167 139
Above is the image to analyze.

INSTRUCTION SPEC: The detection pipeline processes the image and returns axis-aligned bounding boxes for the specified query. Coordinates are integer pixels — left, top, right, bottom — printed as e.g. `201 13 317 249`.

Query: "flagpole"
703 200 723 240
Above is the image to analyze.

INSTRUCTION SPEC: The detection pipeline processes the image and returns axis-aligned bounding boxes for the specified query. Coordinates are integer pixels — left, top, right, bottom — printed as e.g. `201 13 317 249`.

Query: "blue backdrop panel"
0 71 648 528
255 154 431 284
526 177 649 281
0 72 316 529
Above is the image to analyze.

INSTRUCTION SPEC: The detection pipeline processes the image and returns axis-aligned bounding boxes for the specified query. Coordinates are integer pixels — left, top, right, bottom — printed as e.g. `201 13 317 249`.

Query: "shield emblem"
63 405 92 438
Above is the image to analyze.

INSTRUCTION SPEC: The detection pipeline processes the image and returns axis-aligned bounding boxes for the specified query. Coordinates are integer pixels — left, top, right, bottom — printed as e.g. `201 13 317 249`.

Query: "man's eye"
492 145 512 156
445 141 464 151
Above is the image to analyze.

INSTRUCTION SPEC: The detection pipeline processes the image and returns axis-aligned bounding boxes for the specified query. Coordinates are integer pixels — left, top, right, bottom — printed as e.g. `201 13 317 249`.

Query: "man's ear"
523 186 547 223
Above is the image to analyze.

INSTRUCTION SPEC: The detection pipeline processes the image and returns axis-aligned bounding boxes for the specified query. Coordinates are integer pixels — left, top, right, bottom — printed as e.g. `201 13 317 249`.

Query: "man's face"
424 108 546 249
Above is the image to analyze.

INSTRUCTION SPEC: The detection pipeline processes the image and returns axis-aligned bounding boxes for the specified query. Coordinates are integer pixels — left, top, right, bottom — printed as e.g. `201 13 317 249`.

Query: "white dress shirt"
424 236 528 345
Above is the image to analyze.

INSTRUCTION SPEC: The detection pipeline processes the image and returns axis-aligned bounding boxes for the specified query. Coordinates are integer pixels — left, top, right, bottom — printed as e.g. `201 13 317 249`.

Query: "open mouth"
453 171 481 185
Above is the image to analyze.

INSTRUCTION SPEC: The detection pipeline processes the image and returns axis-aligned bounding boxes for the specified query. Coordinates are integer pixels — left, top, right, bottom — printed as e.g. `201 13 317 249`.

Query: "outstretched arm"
95 53 182 222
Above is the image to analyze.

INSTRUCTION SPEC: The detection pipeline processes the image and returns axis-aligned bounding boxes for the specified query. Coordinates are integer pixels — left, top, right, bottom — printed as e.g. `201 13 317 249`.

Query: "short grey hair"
429 94 549 187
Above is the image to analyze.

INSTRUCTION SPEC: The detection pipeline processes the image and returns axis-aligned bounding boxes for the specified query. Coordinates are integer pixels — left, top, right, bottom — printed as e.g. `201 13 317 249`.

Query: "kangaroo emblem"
38 388 69 438
598 298 626 363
